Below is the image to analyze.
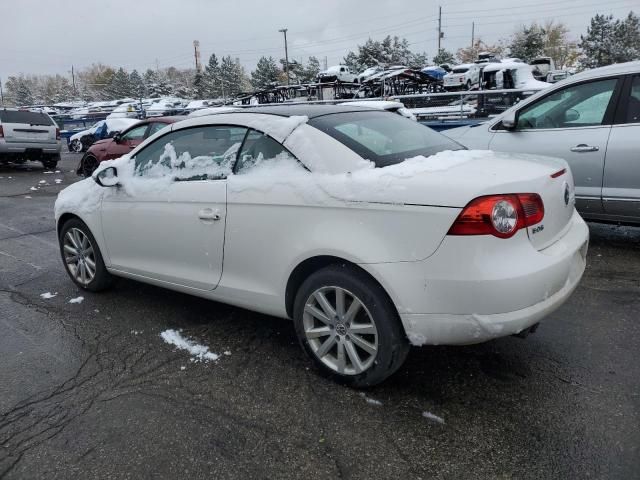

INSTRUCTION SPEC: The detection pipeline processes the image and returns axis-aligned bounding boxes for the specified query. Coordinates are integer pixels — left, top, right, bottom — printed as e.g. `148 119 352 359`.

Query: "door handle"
198 208 221 221
570 144 599 153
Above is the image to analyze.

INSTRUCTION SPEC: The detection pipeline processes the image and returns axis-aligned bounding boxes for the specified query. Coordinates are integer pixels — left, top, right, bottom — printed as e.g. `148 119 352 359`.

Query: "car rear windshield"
308 111 463 167
452 68 469 73
0 110 54 126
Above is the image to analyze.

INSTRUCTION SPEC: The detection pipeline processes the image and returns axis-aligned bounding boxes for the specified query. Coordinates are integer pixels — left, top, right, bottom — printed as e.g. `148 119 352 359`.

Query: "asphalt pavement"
0 152 639 479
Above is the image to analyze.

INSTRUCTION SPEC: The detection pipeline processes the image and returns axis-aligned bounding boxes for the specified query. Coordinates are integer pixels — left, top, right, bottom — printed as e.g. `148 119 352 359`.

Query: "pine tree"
613 12 640 63
192 70 206 98
432 49 455 66
15 78 34 106
106 67 132 99
251 56 280 89
509 24 545 62
204 54 222 98
302 56 321 83
579 14 617 68
129 70 145 98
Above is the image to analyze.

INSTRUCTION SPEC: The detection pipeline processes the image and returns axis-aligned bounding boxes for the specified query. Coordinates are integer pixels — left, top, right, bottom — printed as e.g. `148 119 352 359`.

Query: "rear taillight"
55 128 61 140
448 194 544 239
0 125 4 138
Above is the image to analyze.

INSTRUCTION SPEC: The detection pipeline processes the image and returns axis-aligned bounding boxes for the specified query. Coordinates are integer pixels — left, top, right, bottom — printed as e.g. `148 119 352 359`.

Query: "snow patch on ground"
359 392 383 406
69 296 84 304
407 331 428 346
160 329 219 362
422 411 445 424
40 292 57 299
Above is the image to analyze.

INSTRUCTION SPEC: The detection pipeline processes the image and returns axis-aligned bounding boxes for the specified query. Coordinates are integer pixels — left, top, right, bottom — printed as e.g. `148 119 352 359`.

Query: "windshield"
452 68 469 73
308 111 463 167
0 110 54 126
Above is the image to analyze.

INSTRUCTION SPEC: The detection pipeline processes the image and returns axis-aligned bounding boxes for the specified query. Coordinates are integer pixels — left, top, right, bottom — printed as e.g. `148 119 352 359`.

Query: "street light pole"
279 28 290 85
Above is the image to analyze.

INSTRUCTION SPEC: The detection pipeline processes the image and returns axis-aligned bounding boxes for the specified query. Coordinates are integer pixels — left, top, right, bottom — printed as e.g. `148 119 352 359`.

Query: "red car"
76 117 180 176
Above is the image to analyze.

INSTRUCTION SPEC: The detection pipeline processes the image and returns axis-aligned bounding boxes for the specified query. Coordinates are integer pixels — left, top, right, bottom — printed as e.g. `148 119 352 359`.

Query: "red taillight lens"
55 128 61 140
448 194 544 239
0 125 4 138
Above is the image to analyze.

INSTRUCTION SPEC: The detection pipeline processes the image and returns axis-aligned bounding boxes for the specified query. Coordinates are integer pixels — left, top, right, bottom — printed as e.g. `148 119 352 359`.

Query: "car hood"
324 150 567 209
91 138 113 147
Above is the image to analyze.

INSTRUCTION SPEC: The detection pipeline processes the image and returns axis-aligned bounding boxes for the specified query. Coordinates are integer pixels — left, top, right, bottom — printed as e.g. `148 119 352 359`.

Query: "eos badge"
563 182 570 206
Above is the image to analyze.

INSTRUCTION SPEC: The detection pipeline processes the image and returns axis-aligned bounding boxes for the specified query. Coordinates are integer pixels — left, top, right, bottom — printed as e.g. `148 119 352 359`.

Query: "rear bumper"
364 210 589 346
0 140 61 155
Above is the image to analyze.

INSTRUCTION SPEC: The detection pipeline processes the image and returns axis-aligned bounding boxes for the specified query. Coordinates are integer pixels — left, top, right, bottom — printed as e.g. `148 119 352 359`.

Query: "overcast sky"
0 0 636 78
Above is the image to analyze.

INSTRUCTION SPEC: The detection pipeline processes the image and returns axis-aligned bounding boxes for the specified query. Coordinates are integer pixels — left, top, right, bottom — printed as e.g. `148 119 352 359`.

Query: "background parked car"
76 116 179 176
443 64 481 90
317 65 358 83
69 118 139 153
0 108 61 169
443 61 640 225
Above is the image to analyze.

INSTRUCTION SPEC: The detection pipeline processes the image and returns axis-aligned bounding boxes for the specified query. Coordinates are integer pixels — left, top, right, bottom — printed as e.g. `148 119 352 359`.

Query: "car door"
602 74 640 220
104 123 148 160
488 77 622 215
100 124 247 290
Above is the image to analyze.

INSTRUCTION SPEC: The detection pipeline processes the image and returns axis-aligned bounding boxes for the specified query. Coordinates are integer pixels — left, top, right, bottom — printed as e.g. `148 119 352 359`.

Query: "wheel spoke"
314 291 336 319
65 254 79 264
305 326 331 339
336 341 346 373
84 260 95 278
343 299 362 323
316 334 337 358
348 323 376 335
79 262 87 283
344 339 364 373
304 305 333 326
66 231 79 249
80 234 89 250
73 230 83 250
84 246 94 257
335 288 345 316
349 333 377 355
64 244 78 255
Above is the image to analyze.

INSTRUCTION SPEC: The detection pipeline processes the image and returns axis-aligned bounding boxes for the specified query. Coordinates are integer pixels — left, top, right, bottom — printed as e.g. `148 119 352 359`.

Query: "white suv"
443 64 481 90
0 108 62 169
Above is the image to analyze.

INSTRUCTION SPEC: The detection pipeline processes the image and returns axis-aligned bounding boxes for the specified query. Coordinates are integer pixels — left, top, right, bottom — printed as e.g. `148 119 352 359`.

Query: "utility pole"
471 22 475 60
278 28 290 85
71 65 77 98
437 6 442 52
193 40 202 72
324 56 328 70
0 77 4 106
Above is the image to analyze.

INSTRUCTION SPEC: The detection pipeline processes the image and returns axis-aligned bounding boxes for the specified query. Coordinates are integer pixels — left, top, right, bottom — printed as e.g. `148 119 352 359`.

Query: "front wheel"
70 139 83 153
466 80 472 90
293 264 410 387
59 218 113 292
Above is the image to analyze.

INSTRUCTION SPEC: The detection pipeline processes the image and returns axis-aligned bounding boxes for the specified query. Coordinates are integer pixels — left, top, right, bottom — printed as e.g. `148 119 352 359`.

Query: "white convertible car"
55 105 589 386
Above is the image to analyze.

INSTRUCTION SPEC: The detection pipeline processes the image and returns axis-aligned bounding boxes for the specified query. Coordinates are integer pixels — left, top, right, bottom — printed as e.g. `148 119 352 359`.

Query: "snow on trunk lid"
525 167 576 250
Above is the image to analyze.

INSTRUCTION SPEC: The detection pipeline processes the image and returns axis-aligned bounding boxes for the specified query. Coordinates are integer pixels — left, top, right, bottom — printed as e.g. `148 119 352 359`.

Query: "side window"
146 122 169 137
517 78 617 130
133 125 247 180
121 125 148 141
236 129 295 173
625 76 640 124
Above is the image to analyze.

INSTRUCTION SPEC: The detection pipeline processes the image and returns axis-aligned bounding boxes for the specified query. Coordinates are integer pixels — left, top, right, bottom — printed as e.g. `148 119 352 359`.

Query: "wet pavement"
1 152 639 479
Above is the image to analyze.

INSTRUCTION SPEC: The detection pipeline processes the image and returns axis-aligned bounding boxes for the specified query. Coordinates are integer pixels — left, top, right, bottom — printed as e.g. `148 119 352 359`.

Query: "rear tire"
70 139 83 153
42 155 59 169
59 218 113 292
293 264 410 387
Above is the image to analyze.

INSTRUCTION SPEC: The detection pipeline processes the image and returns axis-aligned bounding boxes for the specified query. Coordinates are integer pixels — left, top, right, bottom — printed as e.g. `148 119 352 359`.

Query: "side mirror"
94 166 119 187
113 133 122 143
565 109 580 122
501 110 517 130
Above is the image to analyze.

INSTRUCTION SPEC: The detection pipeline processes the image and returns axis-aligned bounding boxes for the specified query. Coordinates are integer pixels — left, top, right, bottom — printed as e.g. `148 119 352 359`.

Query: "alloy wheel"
303 286 378 375
63 227 96 286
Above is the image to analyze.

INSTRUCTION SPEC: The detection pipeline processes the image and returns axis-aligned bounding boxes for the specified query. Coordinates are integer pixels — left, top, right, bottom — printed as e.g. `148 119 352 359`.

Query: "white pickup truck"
317 65 358 83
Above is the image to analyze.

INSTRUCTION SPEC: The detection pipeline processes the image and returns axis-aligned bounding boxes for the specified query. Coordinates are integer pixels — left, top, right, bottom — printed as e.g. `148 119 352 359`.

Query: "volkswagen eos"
54 105 589 386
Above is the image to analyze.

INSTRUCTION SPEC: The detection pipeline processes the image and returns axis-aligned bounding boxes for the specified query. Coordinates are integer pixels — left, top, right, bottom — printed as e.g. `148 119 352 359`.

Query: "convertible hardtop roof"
230 104 380 119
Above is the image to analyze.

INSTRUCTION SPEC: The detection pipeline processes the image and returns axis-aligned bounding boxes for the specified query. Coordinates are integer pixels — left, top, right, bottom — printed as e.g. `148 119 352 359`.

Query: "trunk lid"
325 150 575 250
0 110 57 144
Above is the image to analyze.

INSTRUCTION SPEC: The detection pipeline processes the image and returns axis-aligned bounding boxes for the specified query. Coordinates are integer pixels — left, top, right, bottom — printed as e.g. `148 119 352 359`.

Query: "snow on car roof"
482 62 533 72
230 104 378 119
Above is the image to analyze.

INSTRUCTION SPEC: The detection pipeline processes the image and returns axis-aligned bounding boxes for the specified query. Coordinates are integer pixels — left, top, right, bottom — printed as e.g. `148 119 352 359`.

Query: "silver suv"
444 61 640 225
0 108 62 169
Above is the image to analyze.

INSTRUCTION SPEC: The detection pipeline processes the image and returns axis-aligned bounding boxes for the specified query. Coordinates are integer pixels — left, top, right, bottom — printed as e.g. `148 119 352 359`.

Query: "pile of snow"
40 292 57 299
359 392 383 406
160 329 219 362
422 411 445 424
69 296 84 304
